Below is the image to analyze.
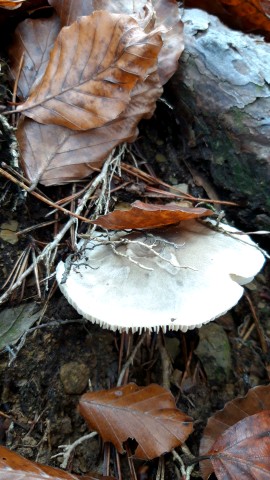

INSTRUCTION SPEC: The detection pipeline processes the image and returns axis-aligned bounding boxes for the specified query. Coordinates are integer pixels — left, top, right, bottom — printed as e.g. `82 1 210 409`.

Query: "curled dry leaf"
78 383 193 460
0 0 25 9
16 11 162 130
17 71 162 185
207 411 270 480
184 0 270 35
9 14 61 100
49 0 184 85
0 446 116 479
152 0 184 85
200 384 270 479
48 0 145 26
91 200 213 229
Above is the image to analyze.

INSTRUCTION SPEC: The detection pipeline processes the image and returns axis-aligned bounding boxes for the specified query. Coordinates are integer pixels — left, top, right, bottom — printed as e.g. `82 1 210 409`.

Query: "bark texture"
170 8 270 230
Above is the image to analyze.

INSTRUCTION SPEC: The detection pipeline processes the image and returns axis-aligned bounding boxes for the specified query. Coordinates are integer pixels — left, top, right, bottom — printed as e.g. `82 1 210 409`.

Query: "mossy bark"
169 8 270 230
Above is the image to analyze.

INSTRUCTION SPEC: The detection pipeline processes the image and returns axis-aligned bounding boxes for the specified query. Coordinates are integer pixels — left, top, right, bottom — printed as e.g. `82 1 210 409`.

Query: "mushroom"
56 220 265 332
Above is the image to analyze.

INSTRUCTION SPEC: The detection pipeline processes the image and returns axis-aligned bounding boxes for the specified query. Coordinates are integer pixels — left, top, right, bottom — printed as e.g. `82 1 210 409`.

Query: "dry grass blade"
79 383 193 460
15 11 162 130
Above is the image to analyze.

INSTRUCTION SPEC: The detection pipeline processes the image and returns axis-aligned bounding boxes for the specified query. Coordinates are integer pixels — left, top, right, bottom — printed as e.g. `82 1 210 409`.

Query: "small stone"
60 362 90 395
0 220 18 244
195 323 232 385
61 416 73 435
155 153 167 163
22 436 37 447
169 183 189 194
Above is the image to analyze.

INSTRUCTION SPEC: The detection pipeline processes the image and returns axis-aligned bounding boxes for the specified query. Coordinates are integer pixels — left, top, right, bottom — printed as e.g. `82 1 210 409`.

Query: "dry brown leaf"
91 200 213 230
151 0 184 85
200 384 270 479
48 0 95 26
17 71 162 185
79 383 193 460
0 446 115 479
207 410 270 480
49 0 184 85
0 0 24 9
184 0 270 35
48 0 151 26
9 14 61 100
16 11 162 130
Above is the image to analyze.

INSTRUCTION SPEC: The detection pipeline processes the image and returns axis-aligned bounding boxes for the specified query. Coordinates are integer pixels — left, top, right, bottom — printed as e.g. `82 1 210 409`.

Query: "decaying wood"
170 8 270 231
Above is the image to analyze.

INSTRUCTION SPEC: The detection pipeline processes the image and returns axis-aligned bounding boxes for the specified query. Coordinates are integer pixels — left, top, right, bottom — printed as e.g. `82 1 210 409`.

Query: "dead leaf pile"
9 0 184 186
79 383 193 459
199 384 270 479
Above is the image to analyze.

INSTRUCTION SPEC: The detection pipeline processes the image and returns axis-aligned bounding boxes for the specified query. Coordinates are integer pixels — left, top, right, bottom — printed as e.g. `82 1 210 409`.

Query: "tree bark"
169 8 270 231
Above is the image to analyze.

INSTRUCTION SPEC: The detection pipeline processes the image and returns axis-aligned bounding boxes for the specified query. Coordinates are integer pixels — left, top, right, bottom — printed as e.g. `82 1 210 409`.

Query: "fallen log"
170 8 270 231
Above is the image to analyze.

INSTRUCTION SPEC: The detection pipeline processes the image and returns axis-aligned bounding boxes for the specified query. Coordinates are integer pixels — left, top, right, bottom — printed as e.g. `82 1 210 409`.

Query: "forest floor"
0 89 270 480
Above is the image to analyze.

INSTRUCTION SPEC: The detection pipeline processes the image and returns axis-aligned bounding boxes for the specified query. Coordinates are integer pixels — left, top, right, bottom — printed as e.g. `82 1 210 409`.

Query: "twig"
244 291 268 354
156 456 165 480
12 53 24 126
117 332 148 386
121 161 239 206
88 235 197 272
16 220 59 236
145 185 239 206
125 443 138 480
157 331 173 391
51 432 98 469
172 449 195 480
199 218 269 259
0 165 93 223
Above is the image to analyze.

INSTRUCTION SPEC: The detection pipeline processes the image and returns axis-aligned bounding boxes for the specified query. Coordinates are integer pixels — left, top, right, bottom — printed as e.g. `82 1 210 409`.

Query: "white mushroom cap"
56 220 265 332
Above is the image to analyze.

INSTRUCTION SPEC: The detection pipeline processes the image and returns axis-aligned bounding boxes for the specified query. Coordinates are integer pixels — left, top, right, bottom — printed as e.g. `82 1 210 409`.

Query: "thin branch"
51 432 98 469
117 331 148 386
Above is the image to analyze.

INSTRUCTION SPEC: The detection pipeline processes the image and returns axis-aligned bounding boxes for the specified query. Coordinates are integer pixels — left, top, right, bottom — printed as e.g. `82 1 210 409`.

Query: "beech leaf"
200 384 270 479
0 446 115 479
9 14 61 100
91 200 213 230
49 0 184 85
17 71 162 185
49 0 157 26
15 11 162 130
151 0 184 85
207 411 270 480
78 383 193 460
